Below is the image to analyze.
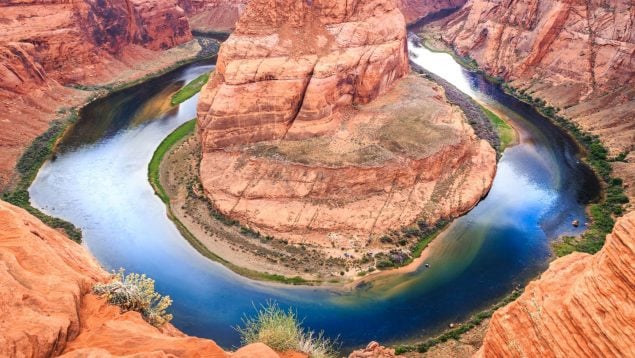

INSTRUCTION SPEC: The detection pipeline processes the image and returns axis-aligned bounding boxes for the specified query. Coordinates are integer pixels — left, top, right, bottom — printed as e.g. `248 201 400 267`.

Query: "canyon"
0 0 197 189
0 199 299 357
196 0 496 248
0 0 633 357
434 0 635 199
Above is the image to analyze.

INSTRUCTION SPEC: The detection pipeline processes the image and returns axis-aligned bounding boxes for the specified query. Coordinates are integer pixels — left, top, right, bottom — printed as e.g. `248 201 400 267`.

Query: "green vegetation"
480 106 515 150
93 269 173 327
374 220 448 270
394 288 523 354
502 84 628 256
147 121 313 286
171 72 211 105
148 119 197 203
1 109 82 242
236 301 340 358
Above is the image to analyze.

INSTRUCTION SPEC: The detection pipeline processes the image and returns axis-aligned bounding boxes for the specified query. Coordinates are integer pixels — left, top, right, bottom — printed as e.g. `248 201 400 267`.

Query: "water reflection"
29 44 599 350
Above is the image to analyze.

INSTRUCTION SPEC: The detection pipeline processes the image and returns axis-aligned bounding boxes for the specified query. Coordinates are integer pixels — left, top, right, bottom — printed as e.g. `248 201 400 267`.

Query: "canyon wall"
183 0 249 34
0 199 295 357
437 0 634 197
476 211 635 357
0 0 195 190
399 0 467 24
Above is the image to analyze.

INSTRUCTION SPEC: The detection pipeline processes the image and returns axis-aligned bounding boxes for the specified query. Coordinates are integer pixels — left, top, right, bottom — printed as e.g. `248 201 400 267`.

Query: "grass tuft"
235 301 340 357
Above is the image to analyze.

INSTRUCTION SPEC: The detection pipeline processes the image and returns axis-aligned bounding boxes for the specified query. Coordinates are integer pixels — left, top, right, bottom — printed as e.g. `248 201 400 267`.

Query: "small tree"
93 268 173 327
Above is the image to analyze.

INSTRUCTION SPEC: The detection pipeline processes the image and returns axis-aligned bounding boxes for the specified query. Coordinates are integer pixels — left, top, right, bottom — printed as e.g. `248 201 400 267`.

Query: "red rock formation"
0 0 195 189
197 0 409 149
200 75 496 245
476 211 635 357
196 0 495 246
349 341 396 357
398 0 466 24
184 0 249 34
437 0 634 158
0 200 300 357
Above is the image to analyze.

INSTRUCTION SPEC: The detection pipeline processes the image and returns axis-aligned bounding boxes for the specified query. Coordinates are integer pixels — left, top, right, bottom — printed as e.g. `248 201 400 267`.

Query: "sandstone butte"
0 199 308 358
0 0 195 190
197 0 496 246
436 0 635 200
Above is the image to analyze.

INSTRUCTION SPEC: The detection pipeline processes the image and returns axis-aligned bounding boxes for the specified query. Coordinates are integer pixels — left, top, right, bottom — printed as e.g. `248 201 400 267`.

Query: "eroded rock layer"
399 0 467 24
183 0 249 34
197 0 410 149
0 200 300 357
437 0 635 199
477 211 635 357
200 75 496 245
0 0 194 189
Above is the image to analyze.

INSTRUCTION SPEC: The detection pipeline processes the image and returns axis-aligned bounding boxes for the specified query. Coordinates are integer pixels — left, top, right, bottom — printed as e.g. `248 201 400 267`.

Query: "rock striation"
476 211 635 357
197 0 410 148
197 0 495 246
437 0 635 200
398 0 467 25
183 0 249 34
0 200 300 357
0 0 194 189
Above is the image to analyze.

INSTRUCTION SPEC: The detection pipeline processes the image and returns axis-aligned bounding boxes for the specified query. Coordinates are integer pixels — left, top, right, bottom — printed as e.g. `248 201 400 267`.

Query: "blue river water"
29 38 599 350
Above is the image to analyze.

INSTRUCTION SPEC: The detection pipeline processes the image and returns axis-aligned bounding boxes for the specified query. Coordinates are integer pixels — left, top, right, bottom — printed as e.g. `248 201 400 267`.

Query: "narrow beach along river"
29 36 599 350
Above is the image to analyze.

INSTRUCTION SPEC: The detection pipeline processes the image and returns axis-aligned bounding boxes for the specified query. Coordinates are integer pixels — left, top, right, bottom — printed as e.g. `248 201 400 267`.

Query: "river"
29 38 599 350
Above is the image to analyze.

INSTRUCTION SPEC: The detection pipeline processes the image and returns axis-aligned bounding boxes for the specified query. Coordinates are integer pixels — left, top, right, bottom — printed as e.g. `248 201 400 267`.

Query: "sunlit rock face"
477 211 635 357
0 0 193 189
197 0 496 246
197 0 410 149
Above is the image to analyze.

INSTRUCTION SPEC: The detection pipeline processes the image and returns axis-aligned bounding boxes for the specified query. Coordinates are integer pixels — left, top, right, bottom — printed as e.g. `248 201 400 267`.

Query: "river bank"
384 24 627 355
153 69 503 285
2 38 220 242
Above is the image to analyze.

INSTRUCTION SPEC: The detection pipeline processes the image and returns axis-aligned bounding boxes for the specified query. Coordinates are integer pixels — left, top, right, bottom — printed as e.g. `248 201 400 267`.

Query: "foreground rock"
0 0 194 189
476 211 635 357
0 200 301 357
197 0 495 248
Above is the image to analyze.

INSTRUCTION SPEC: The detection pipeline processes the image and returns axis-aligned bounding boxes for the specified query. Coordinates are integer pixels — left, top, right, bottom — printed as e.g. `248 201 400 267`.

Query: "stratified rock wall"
477 211 635 357
197 0 409 149
439 0 634 157
0 0 193 189
399 0 467 24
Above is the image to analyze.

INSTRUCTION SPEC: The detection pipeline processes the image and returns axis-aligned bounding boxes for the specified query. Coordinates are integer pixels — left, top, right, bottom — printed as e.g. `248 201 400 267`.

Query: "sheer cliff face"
0 0 191 83
197 0 409 149
440 0 634 156
0 0 193 189
399 0 467 24
477 211 635 357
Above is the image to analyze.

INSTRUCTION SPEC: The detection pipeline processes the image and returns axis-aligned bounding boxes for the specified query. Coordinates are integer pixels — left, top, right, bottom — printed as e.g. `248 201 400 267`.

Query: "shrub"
93 269 173 327
235 301 339 357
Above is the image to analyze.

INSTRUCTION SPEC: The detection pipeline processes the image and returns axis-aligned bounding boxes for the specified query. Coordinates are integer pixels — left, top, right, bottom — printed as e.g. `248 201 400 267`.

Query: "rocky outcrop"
477 211 635 357
437 0 634 172
0 200 301 357
399 0 467 24
197 0 409 148
349 341 396 357
0 0 195 190
184 0 249 34
196 0 495 246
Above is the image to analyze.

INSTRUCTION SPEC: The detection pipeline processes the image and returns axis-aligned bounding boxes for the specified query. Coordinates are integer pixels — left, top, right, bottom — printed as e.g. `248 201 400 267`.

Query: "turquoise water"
29 41 599 350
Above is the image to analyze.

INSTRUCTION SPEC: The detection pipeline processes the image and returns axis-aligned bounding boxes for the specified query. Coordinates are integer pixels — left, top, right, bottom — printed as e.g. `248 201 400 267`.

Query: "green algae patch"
171 72 210 105
148 119 196 203
480 105 515 151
